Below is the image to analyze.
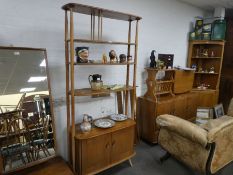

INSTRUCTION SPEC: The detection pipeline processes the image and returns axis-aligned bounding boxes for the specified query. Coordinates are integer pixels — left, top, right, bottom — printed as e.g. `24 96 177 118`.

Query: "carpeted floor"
98 141 233 175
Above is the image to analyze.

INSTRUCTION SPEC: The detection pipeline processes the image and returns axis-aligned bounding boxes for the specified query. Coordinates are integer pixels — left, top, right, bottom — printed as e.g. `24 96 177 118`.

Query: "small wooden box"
174 70 194 94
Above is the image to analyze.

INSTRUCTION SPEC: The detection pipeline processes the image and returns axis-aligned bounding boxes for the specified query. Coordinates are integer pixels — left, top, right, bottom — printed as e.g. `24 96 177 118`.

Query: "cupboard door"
111 126 134 164
174 95 187 119
156 98 174 116
195 90 218 107
137 97 157 143
186 93 198 121
156 98 174 131
82 134 111 174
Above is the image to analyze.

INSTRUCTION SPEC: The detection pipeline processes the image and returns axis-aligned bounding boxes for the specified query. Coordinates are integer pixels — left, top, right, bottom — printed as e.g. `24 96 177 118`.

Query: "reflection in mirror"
0 47 55 173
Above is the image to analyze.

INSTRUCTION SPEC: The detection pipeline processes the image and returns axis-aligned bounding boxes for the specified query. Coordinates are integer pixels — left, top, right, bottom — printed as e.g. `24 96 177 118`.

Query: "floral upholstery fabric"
158 128 210 173
157 114 233 174
156 115 208 147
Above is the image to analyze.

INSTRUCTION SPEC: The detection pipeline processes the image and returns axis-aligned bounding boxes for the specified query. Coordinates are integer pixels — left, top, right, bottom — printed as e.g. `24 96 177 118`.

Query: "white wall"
0 0 207 159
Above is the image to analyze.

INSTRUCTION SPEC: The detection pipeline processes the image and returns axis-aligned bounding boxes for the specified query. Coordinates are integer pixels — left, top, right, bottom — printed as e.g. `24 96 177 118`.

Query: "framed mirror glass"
0 47 56 173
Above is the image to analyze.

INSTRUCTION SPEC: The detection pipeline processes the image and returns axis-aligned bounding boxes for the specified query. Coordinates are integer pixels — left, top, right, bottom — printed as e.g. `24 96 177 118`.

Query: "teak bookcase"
62 3 141 173
187 40 225 107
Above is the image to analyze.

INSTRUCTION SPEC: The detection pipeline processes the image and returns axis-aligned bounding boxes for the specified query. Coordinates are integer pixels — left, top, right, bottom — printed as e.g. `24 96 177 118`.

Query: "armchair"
156 112 233 175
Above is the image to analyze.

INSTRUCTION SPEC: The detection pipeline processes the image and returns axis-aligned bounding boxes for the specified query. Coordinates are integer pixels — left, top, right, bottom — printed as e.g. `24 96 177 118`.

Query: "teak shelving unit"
62 3 141 173
187 40 225 107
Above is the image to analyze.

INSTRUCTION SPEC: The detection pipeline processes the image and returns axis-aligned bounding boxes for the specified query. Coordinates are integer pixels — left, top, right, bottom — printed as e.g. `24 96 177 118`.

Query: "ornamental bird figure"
150 50 156 68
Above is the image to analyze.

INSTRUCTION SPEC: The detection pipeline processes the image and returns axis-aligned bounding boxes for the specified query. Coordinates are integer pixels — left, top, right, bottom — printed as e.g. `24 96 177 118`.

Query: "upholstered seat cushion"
1 143 30 157
200 116 233 142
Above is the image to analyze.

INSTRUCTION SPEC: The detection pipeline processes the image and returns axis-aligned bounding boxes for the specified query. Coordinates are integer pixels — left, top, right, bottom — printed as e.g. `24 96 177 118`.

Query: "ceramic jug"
88 74 103 90
80 114 92 132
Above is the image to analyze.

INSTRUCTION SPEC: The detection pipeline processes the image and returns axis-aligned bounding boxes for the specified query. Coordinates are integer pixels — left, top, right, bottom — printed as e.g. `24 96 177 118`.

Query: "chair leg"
20 153 26 164
159 152 171 164
128 159 133 167
43 144 51 156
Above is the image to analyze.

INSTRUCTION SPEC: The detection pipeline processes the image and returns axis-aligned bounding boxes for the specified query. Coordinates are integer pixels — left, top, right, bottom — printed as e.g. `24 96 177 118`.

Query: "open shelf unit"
187 40 225 107
62 3 141 173
187 40 225 90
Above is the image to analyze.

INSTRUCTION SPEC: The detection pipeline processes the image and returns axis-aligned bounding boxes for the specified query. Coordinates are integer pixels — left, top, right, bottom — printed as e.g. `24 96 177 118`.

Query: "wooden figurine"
102 53 107 64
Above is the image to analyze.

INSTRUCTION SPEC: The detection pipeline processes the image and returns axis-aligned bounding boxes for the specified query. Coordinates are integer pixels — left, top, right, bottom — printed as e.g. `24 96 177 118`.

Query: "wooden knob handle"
112 140 115 146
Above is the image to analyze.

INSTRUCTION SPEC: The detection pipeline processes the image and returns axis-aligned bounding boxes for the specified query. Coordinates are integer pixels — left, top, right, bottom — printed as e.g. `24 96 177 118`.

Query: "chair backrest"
15 93 26 110
227 98 233 117
5 118 27 147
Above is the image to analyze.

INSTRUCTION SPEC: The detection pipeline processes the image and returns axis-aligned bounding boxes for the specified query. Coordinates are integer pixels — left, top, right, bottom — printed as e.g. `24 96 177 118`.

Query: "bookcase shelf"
62 3 141 174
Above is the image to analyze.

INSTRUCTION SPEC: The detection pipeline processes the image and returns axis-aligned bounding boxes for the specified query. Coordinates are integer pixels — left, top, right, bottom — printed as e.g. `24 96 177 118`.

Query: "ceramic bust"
119 54 126 63
109 50 117 62
76 47 89 63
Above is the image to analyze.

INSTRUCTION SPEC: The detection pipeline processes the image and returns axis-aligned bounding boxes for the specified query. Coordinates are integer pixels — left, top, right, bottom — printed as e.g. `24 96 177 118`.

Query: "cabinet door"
186 93 198 121
156 98 174 116
156 98 174 134
195 90 218 107
137 97 157 143
82 134 111 175
111 126 134 164
174 95 187 119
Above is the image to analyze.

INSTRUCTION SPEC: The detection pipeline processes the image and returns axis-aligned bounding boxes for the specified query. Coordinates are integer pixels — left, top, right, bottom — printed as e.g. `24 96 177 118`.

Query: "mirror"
0 47 56 173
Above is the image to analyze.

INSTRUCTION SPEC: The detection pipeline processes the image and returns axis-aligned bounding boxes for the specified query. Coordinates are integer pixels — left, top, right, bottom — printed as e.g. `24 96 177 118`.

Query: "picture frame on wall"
214 103 225 118
158 54 174 69
196 107 214 125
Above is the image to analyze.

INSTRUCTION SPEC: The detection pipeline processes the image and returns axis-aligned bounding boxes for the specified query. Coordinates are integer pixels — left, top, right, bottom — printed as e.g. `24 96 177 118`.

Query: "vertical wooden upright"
125 20 132 115
132 20 139 119
69 8 76 172
64 10 71 164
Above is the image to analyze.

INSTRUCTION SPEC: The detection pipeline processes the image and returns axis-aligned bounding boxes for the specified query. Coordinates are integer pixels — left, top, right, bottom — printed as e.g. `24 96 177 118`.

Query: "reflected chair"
0 117 32 170
24 115 51 160
0 107 3 114
156 99 233 175
0 93 26 113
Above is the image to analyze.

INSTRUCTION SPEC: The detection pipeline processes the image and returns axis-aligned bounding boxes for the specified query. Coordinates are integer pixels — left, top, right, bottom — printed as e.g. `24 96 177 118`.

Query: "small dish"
110 114 128 121
94 118 115 128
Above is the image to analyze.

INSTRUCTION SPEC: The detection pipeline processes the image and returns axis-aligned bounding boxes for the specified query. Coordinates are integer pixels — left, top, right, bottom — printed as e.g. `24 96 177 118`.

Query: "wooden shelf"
145 68 175 71
73 62 135 66
190 40 225 45
156 80 174 84
62 3 142 21
69 86 134 97
195 72 219 75
192 88 217 92
155 91 171 95
192 57 221 59
67 39 136 45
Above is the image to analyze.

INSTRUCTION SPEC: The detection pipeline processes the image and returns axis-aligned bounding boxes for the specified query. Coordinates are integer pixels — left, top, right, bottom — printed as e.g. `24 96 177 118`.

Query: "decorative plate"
94 119 115 128
110 114 128 121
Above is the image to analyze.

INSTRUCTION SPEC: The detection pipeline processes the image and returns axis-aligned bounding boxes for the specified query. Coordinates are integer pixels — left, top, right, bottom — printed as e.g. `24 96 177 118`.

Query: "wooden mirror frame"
0 46 57 174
